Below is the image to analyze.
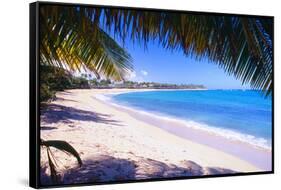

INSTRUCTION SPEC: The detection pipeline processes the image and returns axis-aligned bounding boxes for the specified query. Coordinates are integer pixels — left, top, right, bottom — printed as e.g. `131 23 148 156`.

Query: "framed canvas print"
29 1 274 188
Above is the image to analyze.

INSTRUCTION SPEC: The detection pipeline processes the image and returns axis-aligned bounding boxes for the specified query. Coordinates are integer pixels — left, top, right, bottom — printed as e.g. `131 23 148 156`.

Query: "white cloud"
125 70 147 82
141 70 148 76
126 71 137 80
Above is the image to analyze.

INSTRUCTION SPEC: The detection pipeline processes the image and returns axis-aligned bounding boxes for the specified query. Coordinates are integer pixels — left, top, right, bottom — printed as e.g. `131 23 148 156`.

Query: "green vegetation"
40 6 133 83
40 65 90 102
40 6 272 95
90 80 206 89
39 6 272 183
41 65 205 102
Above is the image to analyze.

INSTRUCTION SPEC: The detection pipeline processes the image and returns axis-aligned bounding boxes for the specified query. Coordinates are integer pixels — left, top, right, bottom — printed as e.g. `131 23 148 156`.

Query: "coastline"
40 89 267 184
98 89 272 170
100 89 271 149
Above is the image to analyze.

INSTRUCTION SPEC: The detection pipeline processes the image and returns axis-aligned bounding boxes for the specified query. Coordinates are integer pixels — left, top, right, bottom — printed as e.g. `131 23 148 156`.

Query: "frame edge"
29 1 40 189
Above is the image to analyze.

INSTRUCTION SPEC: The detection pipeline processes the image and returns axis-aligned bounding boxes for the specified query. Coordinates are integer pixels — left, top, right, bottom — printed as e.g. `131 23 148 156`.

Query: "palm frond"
100 9 273 95
40 6 133 81
46 148 60 183
41 140 82 166
40 5 273 95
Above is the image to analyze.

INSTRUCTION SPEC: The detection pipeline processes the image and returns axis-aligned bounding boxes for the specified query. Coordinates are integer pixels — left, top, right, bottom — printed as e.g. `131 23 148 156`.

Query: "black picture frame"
29 1 274 188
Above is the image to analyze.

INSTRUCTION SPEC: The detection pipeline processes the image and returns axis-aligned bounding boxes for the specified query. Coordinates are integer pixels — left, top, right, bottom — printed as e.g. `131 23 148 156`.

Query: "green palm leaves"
40 6 133 81
40 5 273 95
100 9 273 95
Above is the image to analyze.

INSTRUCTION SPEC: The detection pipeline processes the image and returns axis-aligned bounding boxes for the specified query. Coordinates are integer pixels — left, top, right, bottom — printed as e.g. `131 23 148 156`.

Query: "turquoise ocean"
112 90 272 149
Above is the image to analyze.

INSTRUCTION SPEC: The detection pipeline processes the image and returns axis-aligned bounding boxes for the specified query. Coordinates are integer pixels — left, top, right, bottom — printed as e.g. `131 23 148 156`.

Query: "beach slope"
40 89 259 185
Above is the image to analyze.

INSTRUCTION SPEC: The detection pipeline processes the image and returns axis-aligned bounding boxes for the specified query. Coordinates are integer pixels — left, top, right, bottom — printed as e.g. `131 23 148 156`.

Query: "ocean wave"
94 93 271 151
178 119 271 150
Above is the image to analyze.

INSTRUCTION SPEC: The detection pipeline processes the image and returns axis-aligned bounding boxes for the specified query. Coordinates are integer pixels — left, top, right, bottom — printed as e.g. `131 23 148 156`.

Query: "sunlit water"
112 90 272 149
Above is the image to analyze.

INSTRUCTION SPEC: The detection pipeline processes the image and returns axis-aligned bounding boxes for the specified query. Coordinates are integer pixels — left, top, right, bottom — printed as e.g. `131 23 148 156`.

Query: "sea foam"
94 93 271 151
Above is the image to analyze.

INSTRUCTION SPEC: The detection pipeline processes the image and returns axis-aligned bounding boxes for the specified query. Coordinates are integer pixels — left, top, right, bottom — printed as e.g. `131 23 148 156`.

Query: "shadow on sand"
40 126 58 131
41 104 123 126
40 154 235 186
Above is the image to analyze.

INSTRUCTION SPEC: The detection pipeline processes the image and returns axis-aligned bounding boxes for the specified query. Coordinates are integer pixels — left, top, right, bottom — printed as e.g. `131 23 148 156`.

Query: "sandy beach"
40 89 264 185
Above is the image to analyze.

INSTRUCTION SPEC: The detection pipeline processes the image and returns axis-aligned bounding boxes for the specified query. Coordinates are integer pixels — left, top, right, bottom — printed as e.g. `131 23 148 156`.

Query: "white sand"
40 89 260 184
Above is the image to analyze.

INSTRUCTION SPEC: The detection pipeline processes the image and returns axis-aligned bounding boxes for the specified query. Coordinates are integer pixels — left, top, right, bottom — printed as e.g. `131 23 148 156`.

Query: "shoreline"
40 89 269 184
95 89 271 170
99 90 271 150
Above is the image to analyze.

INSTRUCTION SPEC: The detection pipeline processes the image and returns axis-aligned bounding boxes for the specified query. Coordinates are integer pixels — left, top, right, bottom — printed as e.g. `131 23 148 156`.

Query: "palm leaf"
40 5 133 81
100 9 273 95
46 148 60 183
40 5 273 95
41 140 82 166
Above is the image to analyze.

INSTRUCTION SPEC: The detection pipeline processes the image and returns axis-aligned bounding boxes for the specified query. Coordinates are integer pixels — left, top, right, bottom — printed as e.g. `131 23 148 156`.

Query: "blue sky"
120 40 250 89
97 14 250 90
